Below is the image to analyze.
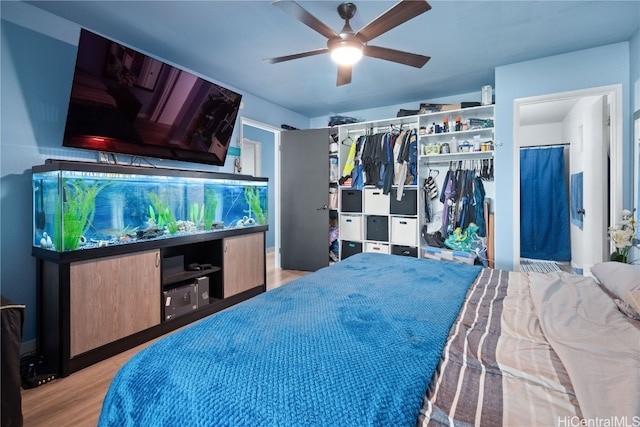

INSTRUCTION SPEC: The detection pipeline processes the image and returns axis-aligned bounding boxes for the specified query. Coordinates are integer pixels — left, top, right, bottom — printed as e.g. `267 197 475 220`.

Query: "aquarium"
32 162 268 252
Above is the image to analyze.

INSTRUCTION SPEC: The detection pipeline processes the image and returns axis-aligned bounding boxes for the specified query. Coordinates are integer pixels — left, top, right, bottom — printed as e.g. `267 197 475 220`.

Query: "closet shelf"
419 127 494 138
420 151 494 164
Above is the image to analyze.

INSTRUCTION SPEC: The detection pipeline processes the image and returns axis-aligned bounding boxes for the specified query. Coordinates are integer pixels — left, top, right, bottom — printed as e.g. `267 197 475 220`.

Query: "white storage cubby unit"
334 105 495 265
334 115 420 260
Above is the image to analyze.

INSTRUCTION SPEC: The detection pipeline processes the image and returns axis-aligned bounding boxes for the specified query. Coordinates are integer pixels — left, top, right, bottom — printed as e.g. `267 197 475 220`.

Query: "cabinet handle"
156 252 160 268
224 242 228 253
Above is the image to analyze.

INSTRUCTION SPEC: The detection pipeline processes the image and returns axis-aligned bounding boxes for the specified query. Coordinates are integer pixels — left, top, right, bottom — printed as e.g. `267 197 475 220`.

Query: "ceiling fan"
266 0 432 86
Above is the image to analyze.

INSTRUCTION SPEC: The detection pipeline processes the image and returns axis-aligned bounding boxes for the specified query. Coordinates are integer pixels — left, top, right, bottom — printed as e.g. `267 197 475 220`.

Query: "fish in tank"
32 167 268 252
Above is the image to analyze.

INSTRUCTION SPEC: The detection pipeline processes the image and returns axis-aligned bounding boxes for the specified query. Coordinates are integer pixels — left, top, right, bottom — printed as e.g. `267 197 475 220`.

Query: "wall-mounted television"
63 29 243 166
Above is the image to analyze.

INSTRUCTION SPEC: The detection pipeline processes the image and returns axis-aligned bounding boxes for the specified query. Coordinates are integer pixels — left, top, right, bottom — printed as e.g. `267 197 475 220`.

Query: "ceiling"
26 1 640 119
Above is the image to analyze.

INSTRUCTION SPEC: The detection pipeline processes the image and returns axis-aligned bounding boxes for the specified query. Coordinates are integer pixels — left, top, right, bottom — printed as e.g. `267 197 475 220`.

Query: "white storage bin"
340 214 363 241
365 242 390 254
364 188 390 215
390 217 417 246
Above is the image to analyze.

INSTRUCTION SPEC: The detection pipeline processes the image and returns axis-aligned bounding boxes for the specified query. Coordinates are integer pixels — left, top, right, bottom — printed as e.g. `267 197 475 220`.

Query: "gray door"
281 128 330 271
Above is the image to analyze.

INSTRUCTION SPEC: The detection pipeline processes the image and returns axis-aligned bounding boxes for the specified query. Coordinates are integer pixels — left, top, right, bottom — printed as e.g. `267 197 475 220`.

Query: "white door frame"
239 117 282 268
240 138 262 177
512 84 623 271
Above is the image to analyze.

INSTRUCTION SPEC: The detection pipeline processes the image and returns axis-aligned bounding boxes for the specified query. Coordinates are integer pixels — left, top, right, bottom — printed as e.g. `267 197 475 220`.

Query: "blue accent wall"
632 29 640 113
631 28 640 217
1 2 308 346
242 125 276 249
495 42 631 270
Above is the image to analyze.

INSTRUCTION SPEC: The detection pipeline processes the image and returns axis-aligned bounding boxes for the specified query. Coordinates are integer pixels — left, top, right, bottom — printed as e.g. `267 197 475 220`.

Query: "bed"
97 253 640 426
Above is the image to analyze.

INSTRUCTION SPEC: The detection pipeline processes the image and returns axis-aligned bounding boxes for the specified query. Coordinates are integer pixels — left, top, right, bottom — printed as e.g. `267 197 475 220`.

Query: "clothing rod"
347 123 414 133
520 143 570 149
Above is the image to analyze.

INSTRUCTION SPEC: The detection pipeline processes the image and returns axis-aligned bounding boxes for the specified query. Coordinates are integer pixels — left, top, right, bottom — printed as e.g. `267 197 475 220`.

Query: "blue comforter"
98 253 481 427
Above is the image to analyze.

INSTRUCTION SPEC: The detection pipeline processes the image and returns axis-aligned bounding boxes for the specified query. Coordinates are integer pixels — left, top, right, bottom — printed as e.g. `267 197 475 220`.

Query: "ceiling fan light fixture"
330 41 363 66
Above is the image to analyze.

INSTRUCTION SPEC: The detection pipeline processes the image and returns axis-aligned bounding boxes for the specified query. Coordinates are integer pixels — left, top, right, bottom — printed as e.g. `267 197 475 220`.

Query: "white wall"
561 97 601 272
519 123 564 147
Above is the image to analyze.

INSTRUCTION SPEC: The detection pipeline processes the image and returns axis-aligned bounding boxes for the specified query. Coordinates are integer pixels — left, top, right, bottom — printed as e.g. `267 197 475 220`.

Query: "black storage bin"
341 241 362 259
390 188 417 215
366 215 389 242
391 245 418 257
341 189 362 213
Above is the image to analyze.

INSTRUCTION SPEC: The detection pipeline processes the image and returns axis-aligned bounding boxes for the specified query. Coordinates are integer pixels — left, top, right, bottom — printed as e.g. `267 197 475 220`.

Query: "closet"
335 105 496 266
279 105 496 271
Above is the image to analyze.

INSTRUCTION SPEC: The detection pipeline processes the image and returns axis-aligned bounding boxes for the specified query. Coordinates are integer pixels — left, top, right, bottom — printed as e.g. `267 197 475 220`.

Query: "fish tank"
32 161 268 253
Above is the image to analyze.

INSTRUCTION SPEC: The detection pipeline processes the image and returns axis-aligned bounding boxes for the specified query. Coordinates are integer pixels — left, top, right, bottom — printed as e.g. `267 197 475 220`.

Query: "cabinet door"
69 250 161 357
224 233 265 298
281 128 330 271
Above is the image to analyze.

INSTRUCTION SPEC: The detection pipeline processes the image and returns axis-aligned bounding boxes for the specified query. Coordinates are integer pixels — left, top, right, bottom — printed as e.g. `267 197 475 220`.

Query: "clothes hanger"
341 135 353 146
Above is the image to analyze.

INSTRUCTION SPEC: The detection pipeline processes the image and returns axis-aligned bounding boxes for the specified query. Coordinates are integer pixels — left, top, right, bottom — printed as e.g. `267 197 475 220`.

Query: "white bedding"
529 272 640 420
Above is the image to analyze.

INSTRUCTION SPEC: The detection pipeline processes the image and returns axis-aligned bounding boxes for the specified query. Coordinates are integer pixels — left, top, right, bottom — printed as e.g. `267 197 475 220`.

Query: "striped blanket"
418 269 583 426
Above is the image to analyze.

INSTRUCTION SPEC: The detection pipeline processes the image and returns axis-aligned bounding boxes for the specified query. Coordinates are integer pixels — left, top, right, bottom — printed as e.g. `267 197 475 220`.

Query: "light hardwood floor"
20 251 309 427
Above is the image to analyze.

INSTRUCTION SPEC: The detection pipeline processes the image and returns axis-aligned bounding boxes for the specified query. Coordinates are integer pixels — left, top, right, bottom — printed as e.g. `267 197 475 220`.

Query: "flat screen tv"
63 28 243 166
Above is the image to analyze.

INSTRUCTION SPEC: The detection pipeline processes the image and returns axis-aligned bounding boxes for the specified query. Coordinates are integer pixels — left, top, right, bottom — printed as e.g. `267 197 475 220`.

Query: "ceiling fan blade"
272 0 339 40
336 64 352 86
364 45 430 68
265 48 330 64
356 0 432 43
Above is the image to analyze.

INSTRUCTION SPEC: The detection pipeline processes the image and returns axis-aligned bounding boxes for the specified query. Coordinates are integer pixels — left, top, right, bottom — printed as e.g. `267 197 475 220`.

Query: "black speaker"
195 276 210 308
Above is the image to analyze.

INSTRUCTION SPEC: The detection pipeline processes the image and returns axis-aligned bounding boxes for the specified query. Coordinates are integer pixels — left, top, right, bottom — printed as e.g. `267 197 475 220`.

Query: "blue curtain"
520 146 571 262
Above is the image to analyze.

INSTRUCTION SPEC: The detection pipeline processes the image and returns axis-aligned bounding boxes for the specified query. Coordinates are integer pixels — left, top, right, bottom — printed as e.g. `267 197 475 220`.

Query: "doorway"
513 85 623 275
240 139 261 177
239 117 281 268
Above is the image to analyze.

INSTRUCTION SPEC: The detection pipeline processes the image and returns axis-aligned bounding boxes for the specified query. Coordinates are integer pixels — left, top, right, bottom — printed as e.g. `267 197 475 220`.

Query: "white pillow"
591 262 640 298
591 262 640 320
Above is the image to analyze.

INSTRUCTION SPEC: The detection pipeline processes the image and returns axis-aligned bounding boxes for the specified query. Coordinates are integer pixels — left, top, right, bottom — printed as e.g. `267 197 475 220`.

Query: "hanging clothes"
393 130 408 185
457 169 475 231
472 176 486 237
362 133 383 186
408 130 418 185
520 146 571 262
396 129 416 200
440 167 458 236
342 138 357 177
350 135 366 190
381 132 398 194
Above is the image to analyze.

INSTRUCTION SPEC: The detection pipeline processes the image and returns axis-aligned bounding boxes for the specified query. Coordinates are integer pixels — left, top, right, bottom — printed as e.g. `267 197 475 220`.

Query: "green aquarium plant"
148 192 178 234
55 179 110 251
188 202 204 228
203 188 218 230
243 187 266 225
